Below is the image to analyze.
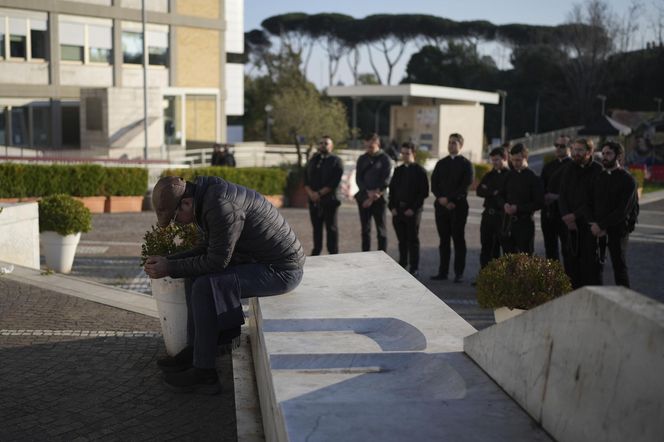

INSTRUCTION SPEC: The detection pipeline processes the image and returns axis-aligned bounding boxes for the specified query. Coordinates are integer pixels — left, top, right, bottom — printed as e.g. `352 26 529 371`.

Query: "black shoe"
430 274 448 281
157 346 193 373
454 275 464 283
218 326 242 355
164 367 221 395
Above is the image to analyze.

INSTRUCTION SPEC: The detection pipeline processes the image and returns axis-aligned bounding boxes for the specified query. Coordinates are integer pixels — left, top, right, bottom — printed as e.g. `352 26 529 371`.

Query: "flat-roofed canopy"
326 83 500 105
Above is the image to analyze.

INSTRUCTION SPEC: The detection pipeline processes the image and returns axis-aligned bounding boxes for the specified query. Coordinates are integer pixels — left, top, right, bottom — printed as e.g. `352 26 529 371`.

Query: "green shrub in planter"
140 224 200 266
473 162 492 183
0 163 27 198
415 149 430 166
38 194 92 236
103 167 148 196
476 253 572 310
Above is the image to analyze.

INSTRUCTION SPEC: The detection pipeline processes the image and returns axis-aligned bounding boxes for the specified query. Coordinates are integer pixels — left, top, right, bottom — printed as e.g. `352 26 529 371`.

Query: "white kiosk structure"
327 84 499 162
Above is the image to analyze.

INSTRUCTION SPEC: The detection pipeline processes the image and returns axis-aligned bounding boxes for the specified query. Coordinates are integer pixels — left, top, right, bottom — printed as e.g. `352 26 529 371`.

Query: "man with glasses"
559 138 603 288
304 135 344 255
144 176 305 394
540 135 572 261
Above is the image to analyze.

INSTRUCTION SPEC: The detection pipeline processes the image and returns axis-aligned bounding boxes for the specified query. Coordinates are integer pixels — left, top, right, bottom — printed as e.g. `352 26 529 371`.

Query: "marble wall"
0 202 40 270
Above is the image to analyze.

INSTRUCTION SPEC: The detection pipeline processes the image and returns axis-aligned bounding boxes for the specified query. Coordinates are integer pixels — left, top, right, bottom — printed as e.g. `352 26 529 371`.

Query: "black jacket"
592 168 637 231
559 160 603 223
356 150 392 192
388 163 429 211
476 168 510 211
167 176 305 278
431 155 473 203
540 157 571 215
502 168 544 215
304 152 343 201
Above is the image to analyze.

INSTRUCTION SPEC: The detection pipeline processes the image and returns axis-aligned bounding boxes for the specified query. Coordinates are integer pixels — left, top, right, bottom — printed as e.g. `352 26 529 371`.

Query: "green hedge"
473 163 492 183
0 163 147 198
162 167 288 195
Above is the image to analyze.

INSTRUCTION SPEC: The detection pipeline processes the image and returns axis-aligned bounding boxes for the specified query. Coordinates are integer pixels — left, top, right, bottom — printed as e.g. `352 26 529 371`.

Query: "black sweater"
559 160 602 223
502 168 544 215
304 152 343 199
356 150 392 191
388 163 430 211
431 155 473 202
476 168 510 211
592 168 637 231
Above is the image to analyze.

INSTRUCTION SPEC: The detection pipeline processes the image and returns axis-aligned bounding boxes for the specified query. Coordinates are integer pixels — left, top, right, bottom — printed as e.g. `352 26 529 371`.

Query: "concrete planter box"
0 202 40 269
493 306 526 323
74 196 106 214
104 196 143 213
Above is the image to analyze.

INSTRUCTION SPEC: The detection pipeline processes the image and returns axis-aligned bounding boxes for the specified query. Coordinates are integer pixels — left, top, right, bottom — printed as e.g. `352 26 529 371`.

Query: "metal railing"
508 126 584 152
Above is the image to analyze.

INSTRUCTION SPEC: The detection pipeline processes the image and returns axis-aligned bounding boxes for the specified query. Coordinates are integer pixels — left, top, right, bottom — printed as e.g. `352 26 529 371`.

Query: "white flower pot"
40 231 81 274
150 277 188 356
494 306 526 323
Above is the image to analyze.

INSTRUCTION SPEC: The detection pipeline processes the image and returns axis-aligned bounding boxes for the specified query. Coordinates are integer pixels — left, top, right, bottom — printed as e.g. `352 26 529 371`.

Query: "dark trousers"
434 200 468 277
501 215 535 255
392 209 422 271
358 197 387 252
541 207 563 261
606 227 630 287
185 263 303 368
564 224 603 289
480 210 503 268
308 200 339 255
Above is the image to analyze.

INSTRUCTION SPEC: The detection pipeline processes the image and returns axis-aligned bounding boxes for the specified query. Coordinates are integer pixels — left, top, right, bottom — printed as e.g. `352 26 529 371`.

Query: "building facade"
0 0 244 157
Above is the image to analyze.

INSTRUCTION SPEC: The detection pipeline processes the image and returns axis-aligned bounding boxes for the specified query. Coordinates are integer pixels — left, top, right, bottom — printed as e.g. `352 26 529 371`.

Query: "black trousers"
564 224 603 289
480 210 503 268
392 209 423 271
501 215 535 255
606 226 630 287
434 200 468 277
358 197 387 252
542 207 564 261
308 200 339 255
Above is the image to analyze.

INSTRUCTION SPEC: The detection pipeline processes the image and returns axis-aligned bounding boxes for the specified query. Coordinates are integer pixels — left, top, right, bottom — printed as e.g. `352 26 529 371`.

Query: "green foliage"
140 224 200 266
473 163 492 183
38 194 92 236
629 168 645 189
162 167 288 196
476 253 572 310
415 150 430 166
0 163 26 198
102 167 148 196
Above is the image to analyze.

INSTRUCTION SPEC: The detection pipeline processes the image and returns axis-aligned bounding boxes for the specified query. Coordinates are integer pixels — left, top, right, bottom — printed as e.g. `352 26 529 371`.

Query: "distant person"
430 133 473 283
540 136 572 261
211 143 236 167
384 139 399 162
559 138 603 288
476 147 510 268
591 141 638 287
388 142 429 276
500 143 544 255
355 133 392 252
304 135 344 256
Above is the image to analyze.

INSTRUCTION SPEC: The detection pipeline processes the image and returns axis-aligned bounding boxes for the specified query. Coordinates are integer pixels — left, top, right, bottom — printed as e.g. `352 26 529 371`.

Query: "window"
0 18 5 59
89 24 112 63
11 107 28 146
32 106 51 146
0 108 6 145
85 97 102 131
9 17 26 58
147 30 168 66
30 19 47 59
122 31 143 64
60 21 84 62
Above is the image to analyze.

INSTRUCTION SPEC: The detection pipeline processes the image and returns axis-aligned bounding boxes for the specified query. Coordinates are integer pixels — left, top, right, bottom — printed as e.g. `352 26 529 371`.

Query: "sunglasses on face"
554 143 568 148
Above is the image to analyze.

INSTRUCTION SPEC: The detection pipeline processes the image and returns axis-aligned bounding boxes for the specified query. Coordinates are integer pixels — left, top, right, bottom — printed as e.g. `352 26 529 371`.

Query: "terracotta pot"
104 196 144 213
264 194 284 208
0 198 21 203
74 196 106 214
19 197 40 203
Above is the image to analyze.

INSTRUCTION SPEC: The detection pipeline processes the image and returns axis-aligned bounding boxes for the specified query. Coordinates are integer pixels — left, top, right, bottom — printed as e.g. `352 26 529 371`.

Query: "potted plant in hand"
38 194 92 273
141 223 199 355
476 253 572 323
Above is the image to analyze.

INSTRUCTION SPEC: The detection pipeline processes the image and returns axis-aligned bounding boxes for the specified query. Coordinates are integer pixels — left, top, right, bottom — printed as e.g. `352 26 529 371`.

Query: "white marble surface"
464 286 664 442
249 252 551 442
0 202 40 269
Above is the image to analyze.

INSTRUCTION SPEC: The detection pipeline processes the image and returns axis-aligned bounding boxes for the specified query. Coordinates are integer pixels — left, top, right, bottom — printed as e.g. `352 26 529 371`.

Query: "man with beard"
431 133 474 283
304 136 344 255
540 136 572 261
591 141 638 287
559 138 603 288
500 143 544 255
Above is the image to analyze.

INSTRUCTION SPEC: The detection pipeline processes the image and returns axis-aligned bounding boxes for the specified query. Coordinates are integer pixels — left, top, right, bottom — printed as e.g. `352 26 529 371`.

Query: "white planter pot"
40 231 81 274
150 277 188 356
494 306 526 323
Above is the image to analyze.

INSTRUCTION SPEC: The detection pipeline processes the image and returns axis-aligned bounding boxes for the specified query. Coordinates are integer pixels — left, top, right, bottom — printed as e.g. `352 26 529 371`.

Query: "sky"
244 0 657 89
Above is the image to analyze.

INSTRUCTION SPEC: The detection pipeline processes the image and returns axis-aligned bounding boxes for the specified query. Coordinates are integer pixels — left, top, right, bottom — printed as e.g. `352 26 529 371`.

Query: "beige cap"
152 176 186 227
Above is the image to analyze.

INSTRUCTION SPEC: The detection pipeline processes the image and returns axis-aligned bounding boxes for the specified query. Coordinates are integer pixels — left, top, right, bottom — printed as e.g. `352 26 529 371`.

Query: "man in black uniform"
500 143 544 254
355 133 392 252
388 142 429 276
304 136 344 256
476 147 510 268
591 141 638 287
559 138 603 288
430 133 474 283
540 135 572 261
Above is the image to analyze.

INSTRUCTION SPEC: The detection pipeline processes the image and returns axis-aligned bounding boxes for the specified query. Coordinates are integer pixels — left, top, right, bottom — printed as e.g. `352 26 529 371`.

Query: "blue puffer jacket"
167 176 305 278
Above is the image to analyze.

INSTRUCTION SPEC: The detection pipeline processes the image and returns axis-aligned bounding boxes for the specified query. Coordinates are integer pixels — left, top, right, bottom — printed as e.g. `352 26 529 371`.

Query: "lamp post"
597 94 607 116
497 90 507 143
264 104 273 144
655 97 662 113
